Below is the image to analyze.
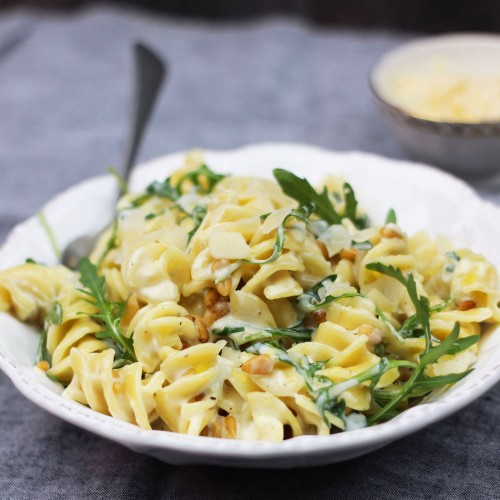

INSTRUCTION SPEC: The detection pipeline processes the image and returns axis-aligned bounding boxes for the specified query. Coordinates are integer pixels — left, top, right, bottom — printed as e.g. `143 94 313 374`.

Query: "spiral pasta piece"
128 301 199 373
63 348 164 430
0 263 75 322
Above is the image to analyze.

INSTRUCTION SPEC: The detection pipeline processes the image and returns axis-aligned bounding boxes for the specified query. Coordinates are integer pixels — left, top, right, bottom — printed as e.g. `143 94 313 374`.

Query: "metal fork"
61 42 166 269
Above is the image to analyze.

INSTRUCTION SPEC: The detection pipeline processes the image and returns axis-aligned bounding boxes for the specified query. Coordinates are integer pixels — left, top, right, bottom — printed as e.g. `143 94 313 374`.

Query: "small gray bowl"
370 34 500 177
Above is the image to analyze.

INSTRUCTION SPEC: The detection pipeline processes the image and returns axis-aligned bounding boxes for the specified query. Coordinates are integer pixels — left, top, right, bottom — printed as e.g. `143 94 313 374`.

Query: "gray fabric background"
1 6 499 499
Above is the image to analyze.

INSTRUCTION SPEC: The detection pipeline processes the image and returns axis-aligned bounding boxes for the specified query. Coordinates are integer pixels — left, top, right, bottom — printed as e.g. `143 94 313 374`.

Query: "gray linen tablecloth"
1 6 499 499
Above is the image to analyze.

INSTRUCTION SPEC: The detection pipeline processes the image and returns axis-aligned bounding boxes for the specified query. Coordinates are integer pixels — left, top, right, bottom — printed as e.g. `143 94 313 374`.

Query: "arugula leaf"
374 343 385 357
273 169 342 225
247 342 326 395
343 183 358 222
446 251 460 262
36 301 63 364
37 212 61 261
107 166 129 194
129 165 220 238
248 342 415 430
365 262 479 424
78 258 136 366
385 208 397 225
146 177 179 201
366 262 432 347
214 205 314 283
397 298 452 338
213 323 313 348
446 335 480 355
418 322 460 365
444 251 461 273
311 292 363 312
430 297 453 313
129 193 153 208
373 387 401 405
294 275 337 311
343 183 369 229
316 357 415 429
187 205 208 242
47 301 63 325
142 204 206 242
177 164 226 194
410 370 473 390
25 257 45 265
130 164 226 208
273 168 367 229
245 204 313 265
397 314 421 338
294 275 362 313
145 164 226 202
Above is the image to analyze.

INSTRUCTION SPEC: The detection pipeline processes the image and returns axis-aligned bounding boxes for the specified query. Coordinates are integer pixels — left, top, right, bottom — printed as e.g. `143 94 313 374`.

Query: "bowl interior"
371 34 500 122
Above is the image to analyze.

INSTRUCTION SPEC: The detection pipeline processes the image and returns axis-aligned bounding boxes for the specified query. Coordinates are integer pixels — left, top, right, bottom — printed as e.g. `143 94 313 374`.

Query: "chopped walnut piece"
211 259 229 271
329 255 341 266
314 310 327 324
459 299 476 311
224 416 237 439
241 354 275 375
339 247 358 262
211 414 237 438
185 314 209 343
203 300 230 327
216 278 231 297
399 367 413 382
212 259 232 296
204 288 220 309
212 419 223 438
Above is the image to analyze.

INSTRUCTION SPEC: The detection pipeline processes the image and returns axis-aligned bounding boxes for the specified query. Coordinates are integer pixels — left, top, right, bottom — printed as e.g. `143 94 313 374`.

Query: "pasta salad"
1 151 499 441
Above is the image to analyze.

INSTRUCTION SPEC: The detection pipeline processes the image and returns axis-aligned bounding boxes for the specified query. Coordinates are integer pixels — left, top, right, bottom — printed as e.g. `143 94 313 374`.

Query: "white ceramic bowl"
370 34 500 176
1 143 500 468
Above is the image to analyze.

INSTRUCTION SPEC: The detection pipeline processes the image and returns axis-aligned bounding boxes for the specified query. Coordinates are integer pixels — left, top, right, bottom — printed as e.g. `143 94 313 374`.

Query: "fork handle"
121 42 166 195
